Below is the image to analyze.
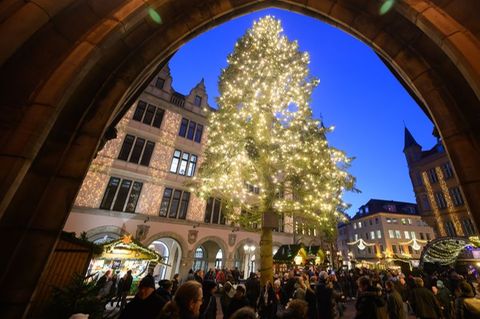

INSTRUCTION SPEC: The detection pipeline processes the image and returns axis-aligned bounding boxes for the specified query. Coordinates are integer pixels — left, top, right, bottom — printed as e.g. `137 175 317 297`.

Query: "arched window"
195 247 204 258
215 249 223 269
193 246 206 271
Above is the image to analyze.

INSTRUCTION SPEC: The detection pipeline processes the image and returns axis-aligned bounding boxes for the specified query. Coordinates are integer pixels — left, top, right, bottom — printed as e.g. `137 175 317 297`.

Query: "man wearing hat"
119 275 167 319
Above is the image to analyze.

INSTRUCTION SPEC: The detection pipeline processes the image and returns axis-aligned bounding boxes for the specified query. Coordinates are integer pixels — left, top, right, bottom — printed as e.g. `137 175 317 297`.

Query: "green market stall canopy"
100 235 162 262
420 236 480 267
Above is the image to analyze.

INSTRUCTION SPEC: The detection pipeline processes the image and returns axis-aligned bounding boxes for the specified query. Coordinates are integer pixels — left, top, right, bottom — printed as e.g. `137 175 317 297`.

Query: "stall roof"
273 244 324 263
99 235 162 262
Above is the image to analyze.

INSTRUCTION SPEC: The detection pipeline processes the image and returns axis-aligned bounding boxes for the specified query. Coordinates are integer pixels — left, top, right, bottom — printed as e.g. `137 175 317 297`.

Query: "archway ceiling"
0 2 479 317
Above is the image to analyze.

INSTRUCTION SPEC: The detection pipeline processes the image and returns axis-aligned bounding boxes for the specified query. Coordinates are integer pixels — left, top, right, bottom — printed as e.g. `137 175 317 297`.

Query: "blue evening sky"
168 8 436 216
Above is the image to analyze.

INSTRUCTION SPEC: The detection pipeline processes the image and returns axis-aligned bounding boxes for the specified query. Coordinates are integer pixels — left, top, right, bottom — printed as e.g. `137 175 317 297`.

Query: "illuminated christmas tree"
193 16 355 283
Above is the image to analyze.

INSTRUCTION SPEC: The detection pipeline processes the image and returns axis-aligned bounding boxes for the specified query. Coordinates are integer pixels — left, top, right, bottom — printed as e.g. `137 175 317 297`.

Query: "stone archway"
85 225 126 243
192 236 229 274
1 1 480 317
145 232 189 279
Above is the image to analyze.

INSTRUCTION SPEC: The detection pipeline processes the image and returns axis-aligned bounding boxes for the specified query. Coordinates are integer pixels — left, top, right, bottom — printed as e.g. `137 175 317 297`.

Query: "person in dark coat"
435 280 452 319
409 277 442 319
354 276 386 319
245 272 260 311
385 281 406 319
226 285 249 319
156 279 173 302
119 275 166 319
454 280 479 319
279 299 308 319
119 270 133 310
199 280 217 319
258 281 275 319
221 282 235 319
316 272 338 319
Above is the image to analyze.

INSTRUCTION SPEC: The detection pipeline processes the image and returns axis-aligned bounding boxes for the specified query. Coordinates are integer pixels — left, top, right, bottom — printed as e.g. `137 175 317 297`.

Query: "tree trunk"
259 226 273 287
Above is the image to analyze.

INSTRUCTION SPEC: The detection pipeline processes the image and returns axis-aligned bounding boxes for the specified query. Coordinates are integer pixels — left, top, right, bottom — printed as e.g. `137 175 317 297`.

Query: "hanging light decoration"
347 238 375 251
399 238 427 251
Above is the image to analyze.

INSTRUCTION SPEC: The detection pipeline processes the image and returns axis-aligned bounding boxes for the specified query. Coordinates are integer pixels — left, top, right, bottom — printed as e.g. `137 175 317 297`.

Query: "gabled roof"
403 127 421 151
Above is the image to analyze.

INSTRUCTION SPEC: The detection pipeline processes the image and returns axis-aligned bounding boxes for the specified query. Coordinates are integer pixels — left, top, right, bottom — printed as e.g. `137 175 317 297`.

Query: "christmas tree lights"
191 16 355 283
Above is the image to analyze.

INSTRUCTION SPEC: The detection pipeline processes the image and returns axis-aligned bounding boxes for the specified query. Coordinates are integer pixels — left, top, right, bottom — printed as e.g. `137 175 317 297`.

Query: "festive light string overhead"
347 238 375 251
191 16 355 229
399 238 427 251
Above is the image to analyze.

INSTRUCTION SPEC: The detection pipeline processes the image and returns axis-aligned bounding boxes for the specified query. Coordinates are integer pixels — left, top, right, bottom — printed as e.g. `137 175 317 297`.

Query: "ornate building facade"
403 128 477 238
337 199 435 269
63 64 323 280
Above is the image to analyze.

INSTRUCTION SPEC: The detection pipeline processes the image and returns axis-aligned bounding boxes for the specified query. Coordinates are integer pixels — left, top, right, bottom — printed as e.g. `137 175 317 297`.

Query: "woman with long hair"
158 281 203 319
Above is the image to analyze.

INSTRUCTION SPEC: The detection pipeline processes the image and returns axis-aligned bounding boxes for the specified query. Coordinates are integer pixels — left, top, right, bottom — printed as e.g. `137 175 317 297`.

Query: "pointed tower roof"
403 127 421 151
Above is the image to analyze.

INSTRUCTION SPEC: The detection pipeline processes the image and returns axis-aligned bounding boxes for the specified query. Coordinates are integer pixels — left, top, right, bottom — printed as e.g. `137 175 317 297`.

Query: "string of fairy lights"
192 16 354 228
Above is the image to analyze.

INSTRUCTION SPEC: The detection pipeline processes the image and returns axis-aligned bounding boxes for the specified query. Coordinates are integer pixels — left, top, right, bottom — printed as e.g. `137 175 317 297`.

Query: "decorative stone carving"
228 233 236 247
135 224 150 241
188 230 198 244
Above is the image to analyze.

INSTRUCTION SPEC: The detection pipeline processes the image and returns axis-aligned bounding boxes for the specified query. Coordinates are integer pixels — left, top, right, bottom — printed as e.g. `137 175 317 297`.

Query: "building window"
442 162 454 179
426 233 431 240
169 150 198 177
434 192 447 209
370 231 375 240
155 77 165 89
376 230 382 239
404 231 410 239
411 231 416 239
392 218 397 224
445 221 457 237
273 213 285 232
427 168 438 183
375 217 379 224
408 218 412 225
392 245 397 254
194 95 202 107
100 177 142 213
421 195 431 211
179 118 203 143
358 222 362 229
462 219 476 236
118 134 155 166
354 234 359 240
367 247 371 254
408 246 413 254
159 188 190 219
415 171 423 186
401 218 406 225
353 223 357 230
132 101 165 128
204 197 226 225
449 187 464 206
246 182 260 194
388 230 394 239
420 232 425 240
395 230 401 239
387 218 391 223
365 232 369 239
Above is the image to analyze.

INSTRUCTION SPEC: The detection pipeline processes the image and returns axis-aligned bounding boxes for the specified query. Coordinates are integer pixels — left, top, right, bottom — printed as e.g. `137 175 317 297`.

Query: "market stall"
273 244 325 273
87 235 162 286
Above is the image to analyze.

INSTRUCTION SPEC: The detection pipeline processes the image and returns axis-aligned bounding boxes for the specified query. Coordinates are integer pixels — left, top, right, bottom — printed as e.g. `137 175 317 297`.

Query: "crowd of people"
92 265 480 319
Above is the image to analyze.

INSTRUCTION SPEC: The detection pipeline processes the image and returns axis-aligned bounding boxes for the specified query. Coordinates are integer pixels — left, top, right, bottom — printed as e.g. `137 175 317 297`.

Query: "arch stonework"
193 235 229 259
144 231 189 257
85 225 126 241
0 1 479 317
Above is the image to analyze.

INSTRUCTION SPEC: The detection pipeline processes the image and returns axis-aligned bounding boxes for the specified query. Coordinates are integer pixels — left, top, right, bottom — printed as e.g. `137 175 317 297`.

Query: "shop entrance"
149 237 182 281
